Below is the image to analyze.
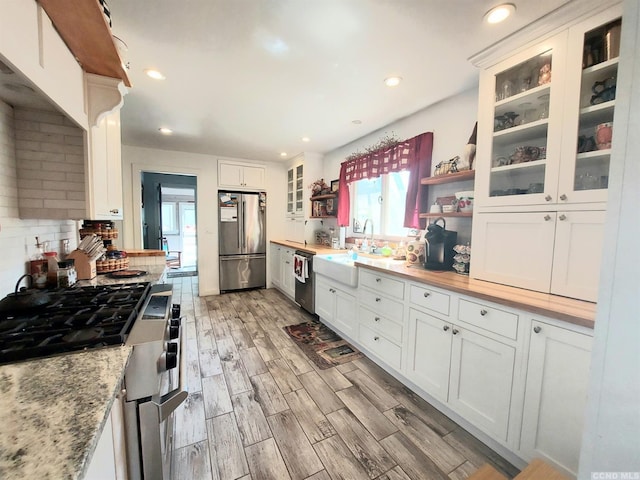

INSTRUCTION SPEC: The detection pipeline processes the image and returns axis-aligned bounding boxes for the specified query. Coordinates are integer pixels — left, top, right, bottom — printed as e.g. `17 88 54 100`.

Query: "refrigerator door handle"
241 200 246 250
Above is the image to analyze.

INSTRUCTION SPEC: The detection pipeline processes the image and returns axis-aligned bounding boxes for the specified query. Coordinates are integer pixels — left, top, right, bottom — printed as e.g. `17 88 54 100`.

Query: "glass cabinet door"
488 48 556 205
287 167 294 213
558 12 621 204
295 164 304 213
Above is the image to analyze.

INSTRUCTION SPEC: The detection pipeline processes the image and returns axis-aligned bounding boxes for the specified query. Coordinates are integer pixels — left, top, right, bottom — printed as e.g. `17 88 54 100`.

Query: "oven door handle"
156 317 188 421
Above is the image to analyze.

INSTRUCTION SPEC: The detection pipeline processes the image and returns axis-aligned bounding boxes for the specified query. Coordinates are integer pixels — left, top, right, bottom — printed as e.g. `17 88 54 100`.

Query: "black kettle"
0 274 51 314
424 218 457 270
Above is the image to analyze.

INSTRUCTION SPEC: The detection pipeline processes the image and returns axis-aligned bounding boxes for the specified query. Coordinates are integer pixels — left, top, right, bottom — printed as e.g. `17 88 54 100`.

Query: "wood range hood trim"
37 0 132 87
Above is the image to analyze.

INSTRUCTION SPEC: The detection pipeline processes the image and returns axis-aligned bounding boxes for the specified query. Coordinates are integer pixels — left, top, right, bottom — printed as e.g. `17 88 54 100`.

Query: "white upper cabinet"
475 6 622 211
86 109 123 220
218 160 266 189
287 162 304 216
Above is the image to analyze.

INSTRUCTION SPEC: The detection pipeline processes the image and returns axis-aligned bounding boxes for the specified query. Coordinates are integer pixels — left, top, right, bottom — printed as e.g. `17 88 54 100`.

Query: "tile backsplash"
0 100 78 295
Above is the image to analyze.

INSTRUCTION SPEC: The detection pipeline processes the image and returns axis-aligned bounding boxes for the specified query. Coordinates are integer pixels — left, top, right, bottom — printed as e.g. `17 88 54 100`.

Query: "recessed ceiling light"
484 4 516 24
384 76 402 87
145 69 166 80
352 120 362 125
301 137 310 142
158 127 173 135
280 152 287 157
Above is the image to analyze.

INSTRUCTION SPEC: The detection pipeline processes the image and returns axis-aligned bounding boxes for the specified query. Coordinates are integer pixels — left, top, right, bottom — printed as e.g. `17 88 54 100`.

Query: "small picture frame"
330 179 339 193
326 198 335 215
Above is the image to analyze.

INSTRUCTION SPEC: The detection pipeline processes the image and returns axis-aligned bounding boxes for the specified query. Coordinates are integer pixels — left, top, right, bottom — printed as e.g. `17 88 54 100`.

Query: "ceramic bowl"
455 191 474 213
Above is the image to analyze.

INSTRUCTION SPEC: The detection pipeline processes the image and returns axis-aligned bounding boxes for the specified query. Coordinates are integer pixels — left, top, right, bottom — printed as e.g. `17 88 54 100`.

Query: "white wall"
321 87 478 243
579 0 640 475
121 145 285 296
0 100 77 294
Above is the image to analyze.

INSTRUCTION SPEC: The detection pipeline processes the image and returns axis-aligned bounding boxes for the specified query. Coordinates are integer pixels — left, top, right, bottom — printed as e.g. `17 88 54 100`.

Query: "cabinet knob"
533 326 542 334
544 195 552 202
423 292 430 298
452 328 459 335
559 214 567 221
374 336 380 341
374 317 380 322
443 325 450 332
559 194 567 201
376 278 381 283
544 215 551 221
375 297 381 302
480 309 488 316
110 208 119 214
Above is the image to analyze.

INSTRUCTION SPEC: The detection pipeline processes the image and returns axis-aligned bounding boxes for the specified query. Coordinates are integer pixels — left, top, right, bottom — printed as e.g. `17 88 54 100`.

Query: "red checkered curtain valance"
341 141 413 183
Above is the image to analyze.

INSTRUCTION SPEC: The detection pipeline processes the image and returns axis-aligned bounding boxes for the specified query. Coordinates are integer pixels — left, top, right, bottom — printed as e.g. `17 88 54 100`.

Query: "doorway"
141 172 197 276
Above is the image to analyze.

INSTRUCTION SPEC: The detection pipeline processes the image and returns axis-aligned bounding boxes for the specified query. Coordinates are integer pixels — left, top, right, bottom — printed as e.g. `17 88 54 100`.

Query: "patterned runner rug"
283 320 363 369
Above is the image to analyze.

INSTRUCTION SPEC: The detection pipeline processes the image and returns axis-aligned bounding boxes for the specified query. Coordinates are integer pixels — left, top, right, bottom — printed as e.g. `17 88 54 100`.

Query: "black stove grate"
0 282 151 365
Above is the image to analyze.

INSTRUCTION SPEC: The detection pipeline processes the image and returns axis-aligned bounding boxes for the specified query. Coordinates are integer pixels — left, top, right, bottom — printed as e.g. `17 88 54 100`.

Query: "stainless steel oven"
123 284 188 480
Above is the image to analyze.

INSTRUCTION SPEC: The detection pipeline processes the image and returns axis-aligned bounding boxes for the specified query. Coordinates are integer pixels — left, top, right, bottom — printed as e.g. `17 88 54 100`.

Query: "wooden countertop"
353 257 596 329
123 249 166 257
270 239 347 255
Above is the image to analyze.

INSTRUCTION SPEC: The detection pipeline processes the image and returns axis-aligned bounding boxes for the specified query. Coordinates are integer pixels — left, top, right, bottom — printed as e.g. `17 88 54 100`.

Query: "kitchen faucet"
362 218 375 252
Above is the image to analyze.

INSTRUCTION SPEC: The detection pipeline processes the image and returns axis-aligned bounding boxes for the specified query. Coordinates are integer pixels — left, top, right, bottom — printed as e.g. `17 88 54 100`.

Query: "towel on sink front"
293 254 308 283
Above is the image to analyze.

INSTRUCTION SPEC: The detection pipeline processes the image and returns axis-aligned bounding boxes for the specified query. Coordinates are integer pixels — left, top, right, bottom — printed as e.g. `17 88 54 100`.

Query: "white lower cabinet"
357 271 405 371
406 309 452 403
519 320 593 477
315 275 357 337
407 307 515 441
270 243 282 288
280 248 295 299
269 243 295 298
448 327 515 441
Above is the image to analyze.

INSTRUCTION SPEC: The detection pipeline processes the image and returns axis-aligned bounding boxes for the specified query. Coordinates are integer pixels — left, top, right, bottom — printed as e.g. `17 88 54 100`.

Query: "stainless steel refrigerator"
218 191 267 292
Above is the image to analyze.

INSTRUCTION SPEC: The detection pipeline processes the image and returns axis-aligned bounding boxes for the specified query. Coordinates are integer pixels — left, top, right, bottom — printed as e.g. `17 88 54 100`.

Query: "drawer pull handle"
376 278 381 283
374 317 380 322
480 309 488 316
423 292 430 298
110 208 119 214
375 297 381 302
544 215 551 221
533 326 542 334
443 325 450 332
559 214 567 221
374 336 380 341
452 328 459 335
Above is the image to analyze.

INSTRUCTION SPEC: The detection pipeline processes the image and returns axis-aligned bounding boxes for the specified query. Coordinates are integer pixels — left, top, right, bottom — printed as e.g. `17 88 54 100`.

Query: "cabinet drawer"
359 289 404 322
409 284 450 316
359 324 402 370
359 306 403 344
458 299 519 340
360 270 404 299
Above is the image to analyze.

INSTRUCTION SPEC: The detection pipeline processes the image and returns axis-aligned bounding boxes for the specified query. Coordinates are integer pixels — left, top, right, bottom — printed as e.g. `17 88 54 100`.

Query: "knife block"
67 250 97 279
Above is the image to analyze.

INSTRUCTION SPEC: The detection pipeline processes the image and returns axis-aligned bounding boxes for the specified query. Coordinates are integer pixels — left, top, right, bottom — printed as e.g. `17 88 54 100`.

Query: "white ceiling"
2 1 575 162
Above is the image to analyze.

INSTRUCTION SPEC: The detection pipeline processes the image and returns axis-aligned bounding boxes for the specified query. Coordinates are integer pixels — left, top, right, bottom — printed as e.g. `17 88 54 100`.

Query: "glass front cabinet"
471 6 622 302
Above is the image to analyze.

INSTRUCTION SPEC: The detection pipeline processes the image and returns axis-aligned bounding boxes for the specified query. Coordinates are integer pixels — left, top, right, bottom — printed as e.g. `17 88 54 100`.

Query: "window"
161 202 179 235
352 170 414 238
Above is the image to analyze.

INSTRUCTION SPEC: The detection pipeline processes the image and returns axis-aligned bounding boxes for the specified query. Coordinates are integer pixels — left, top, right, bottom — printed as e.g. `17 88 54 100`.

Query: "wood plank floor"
169 277 520 480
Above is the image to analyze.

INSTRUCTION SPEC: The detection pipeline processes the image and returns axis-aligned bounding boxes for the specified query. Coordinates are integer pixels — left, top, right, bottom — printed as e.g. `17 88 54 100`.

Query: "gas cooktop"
0 282 151 365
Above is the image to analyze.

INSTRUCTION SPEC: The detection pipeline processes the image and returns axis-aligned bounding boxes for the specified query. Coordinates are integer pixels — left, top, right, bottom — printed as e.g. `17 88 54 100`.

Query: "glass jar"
44 251 59 288
57 261 70 287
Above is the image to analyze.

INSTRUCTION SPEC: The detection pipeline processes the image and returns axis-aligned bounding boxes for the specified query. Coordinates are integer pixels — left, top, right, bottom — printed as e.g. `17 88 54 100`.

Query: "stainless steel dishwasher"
294 250 315 314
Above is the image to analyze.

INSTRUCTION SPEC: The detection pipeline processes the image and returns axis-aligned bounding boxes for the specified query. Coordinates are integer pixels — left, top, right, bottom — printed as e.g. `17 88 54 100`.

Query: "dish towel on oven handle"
293 254 308 283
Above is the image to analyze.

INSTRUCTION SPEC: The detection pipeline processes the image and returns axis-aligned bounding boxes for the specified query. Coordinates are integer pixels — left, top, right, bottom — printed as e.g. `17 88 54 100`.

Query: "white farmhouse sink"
314 254 358 287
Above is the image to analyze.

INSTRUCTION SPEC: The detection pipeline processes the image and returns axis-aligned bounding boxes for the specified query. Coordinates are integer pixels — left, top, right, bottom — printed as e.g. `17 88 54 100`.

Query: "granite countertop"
353 256 596 328
0 346 132 480
76 264 166 287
